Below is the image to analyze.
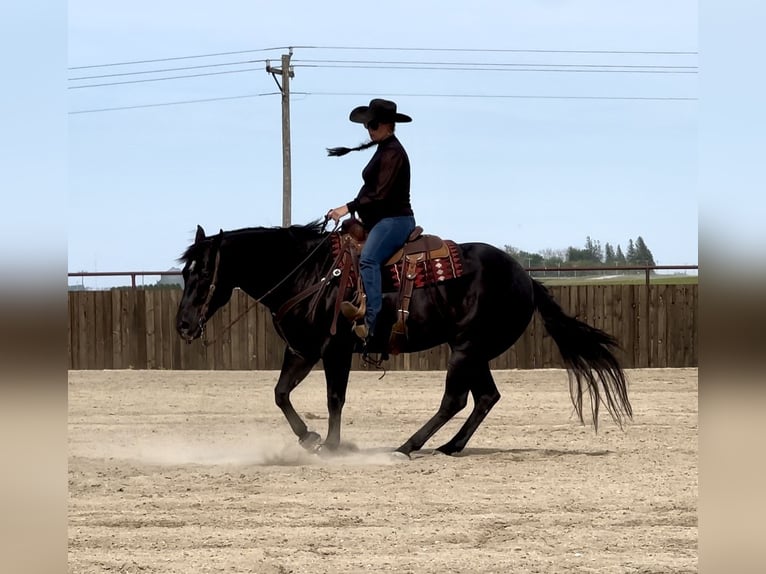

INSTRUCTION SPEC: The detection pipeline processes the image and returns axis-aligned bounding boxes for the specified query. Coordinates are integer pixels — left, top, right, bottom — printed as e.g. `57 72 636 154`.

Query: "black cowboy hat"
349 98 412 125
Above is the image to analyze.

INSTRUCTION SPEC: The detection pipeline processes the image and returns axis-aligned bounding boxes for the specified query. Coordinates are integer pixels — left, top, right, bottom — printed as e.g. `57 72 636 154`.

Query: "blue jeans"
359 215 416 336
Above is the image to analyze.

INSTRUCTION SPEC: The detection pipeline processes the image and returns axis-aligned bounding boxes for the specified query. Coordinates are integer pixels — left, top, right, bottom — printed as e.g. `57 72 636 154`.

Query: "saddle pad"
385 240 464 290
330 234 465 292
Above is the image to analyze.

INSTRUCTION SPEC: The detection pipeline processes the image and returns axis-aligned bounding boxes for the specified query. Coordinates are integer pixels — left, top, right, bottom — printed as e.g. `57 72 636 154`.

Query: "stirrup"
340 294 366 321
361 343 388 374
352 322 369 339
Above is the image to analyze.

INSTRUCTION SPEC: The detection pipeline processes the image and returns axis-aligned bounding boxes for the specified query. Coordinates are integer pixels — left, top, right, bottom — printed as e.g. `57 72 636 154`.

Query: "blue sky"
66 1 698 284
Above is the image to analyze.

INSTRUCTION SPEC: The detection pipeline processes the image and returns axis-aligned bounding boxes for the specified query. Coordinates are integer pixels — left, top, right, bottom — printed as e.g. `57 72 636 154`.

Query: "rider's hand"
326 204 349 223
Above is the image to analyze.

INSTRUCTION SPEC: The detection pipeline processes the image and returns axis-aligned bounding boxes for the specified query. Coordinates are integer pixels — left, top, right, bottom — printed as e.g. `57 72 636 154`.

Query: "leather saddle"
341 218 450 263
273 218 458 358
338 217 451 354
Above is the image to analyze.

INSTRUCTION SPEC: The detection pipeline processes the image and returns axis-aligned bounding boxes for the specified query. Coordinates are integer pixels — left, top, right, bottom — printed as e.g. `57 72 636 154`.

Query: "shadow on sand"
336 445 614 461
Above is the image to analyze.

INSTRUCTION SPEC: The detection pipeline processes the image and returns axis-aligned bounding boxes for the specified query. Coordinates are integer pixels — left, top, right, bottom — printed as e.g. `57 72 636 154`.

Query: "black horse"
176 221 632 457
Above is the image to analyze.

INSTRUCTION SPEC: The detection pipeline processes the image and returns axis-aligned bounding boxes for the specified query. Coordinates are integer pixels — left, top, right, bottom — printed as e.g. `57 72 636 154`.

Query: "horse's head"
176 225 233 342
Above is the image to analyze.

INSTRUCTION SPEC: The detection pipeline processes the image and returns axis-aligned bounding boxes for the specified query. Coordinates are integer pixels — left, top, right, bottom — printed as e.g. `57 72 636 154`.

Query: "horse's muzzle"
177 317 204 343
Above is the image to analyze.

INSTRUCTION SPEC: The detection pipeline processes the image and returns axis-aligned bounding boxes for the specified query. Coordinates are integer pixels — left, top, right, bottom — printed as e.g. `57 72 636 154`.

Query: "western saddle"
272 217 454 357
335 217 450 354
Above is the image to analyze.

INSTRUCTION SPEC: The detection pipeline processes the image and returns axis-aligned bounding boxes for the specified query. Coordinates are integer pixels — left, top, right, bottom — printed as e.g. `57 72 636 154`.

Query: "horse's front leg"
274 347 320 450
321 339 353 451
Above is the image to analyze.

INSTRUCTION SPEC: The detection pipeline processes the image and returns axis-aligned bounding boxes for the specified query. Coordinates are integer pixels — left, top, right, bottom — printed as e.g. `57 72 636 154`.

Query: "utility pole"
266 49 294 227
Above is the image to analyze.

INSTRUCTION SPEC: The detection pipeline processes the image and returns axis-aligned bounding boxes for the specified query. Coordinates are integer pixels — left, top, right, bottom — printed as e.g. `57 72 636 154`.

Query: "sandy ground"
68 368 697 574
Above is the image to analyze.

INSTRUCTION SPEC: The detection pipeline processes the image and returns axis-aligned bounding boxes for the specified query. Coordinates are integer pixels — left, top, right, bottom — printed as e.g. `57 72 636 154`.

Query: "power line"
68 45 698 71
301 45 698 55
294 58 698 70
300 91 697 101
69 60 698 90
68 92 280 114
68 57 698 83
68 59 267 81
294 63 696 74
68 46 293 70
69 90 697 114
68 67 265 89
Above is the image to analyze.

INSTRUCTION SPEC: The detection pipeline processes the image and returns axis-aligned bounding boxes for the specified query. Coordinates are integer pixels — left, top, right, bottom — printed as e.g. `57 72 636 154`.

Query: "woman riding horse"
326 98 417 346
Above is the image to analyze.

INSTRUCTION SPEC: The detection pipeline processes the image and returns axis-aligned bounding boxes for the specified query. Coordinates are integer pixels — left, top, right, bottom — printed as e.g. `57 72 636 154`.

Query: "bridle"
197 249 222 338
194 222 339 348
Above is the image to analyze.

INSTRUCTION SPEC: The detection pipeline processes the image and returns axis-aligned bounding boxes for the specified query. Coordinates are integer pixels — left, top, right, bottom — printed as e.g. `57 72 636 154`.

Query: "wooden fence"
68 284 697 371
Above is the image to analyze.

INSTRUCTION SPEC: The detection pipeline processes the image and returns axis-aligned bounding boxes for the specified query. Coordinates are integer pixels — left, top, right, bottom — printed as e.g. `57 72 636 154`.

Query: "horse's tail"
532 279 633 430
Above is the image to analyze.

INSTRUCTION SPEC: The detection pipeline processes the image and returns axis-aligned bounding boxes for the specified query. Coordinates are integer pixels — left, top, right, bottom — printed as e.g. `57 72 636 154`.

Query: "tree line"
504 236 657 276
68 236 659 290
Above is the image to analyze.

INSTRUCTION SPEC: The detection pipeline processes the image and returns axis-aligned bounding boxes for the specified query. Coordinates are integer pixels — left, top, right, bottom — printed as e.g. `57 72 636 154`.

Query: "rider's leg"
358 215 416 337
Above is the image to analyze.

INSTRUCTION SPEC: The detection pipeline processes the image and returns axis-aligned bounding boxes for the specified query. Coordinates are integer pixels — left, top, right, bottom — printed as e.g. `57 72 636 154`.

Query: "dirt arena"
68 368 697 574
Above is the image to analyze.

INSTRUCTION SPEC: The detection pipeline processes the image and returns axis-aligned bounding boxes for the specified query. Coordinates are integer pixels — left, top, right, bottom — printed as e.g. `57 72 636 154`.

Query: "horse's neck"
227 231 326 309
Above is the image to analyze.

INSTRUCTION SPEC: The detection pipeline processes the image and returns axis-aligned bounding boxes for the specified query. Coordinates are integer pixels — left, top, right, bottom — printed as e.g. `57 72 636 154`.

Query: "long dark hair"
326 140 376 157
326 124 396 157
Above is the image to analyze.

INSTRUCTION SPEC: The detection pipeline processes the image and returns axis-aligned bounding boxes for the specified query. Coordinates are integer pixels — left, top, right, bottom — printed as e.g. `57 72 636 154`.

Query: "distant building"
157 267 183 287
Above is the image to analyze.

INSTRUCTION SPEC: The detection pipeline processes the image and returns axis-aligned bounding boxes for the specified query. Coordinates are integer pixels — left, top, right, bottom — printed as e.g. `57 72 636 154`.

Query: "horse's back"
456 241 531 286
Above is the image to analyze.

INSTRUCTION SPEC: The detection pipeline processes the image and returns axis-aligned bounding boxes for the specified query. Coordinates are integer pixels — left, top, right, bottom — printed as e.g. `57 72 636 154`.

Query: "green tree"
539 248 566 267
566 246 589 262
520 250 545 267
566 241 602 277
584 236 603 263
504 245 544 268
626 239 637 263
503 236 655 278
615 245 626 265
634 236 656 267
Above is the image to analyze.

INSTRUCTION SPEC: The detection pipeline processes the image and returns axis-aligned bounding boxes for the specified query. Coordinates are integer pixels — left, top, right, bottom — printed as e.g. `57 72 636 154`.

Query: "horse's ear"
211 229 224 248
195 225 205 244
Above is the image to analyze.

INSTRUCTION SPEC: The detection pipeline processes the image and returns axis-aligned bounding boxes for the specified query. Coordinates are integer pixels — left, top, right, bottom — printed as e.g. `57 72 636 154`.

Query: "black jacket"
346 135 414 230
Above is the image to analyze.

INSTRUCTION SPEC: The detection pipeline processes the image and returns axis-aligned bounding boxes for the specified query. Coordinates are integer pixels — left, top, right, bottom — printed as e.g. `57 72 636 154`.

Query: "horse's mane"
179 219 328 264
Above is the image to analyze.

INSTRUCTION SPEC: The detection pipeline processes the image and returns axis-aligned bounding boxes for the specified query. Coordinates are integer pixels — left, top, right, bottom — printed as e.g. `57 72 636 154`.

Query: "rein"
198 250 222 330
199 222 338 348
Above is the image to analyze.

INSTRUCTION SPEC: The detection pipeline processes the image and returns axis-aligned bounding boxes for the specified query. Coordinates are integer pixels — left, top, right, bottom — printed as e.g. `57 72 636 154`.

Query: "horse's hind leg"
435 361 501 455
395 351 472 457
274 348 320 449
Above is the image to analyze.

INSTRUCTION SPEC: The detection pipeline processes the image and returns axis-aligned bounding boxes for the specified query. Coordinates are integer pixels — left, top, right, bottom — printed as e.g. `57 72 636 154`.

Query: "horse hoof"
299 431 322 452
391 450 411 461
434 447 457 456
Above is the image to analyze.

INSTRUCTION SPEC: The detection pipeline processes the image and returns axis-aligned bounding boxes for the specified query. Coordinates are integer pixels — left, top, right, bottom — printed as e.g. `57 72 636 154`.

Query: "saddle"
272 217 464 358
340 217 450 263
336 217 459 355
